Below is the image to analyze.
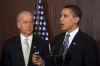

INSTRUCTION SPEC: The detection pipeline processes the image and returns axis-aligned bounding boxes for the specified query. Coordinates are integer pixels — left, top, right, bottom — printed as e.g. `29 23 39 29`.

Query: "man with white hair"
2 10 49 66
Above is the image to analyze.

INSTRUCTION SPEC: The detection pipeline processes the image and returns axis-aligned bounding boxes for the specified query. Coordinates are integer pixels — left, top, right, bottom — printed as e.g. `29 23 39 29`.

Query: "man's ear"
74 17 80 24
17 22 20 29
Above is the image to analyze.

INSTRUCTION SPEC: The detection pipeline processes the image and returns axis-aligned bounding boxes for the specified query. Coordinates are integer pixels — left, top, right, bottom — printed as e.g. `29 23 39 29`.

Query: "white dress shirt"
20 33 33 66
20 34 33 49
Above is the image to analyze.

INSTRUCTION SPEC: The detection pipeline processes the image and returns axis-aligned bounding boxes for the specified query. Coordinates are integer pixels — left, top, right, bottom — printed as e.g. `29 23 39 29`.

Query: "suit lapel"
68 30 81 51
16 36 25 65
28 35 39 66
15 35 39 66
65 30 81 59
61 31 81 64
55 32 80 56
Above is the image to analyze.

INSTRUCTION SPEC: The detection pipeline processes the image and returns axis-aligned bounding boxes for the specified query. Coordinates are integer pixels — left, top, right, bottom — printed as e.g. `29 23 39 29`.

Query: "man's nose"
60 16 63 21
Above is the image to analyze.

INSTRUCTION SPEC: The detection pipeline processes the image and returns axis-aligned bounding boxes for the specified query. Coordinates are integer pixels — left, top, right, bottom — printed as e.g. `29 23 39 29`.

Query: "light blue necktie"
63 33 70 60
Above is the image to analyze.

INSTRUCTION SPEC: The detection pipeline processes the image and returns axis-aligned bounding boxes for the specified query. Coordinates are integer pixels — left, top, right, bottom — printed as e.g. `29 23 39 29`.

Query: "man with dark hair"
2 10 49 66
53 5 99 66
64 5 82 25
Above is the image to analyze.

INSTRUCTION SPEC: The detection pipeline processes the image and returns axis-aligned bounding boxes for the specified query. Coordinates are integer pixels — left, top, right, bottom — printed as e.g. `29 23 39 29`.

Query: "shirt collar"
20 33 33 41
65 27 79 38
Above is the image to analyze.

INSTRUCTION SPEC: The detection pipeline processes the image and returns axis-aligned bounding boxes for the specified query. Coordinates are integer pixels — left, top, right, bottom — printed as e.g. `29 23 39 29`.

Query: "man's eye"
57 15 61 18
24 21 27 23
59 14 68 18
63 14 67 17
24 21 33 24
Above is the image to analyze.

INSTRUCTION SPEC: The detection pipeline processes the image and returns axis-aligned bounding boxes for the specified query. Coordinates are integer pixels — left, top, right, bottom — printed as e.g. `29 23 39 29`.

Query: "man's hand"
32 54 44 66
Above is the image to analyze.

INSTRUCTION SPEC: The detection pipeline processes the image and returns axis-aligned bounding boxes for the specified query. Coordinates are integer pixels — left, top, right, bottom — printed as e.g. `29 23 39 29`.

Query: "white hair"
17 10 33 23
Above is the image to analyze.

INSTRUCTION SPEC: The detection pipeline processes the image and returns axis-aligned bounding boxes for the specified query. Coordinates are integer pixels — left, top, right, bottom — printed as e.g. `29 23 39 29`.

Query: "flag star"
46 33 48 36
43 27 46 30
39 27 41 30
40 16 43 20
41 11 44 15
39 21 42 25
43 22 46 25
38 5 41 9
38 11 40 14
42 32 45 35
39 0 42 4
35 21 38 24
45 37 48 40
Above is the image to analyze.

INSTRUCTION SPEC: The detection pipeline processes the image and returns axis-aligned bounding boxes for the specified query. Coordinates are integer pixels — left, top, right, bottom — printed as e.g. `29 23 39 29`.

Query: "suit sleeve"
84 40 99 66
1 41 11 66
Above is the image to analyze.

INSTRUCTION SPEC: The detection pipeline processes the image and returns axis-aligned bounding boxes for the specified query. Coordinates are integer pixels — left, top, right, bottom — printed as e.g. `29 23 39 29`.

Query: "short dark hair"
64 5 82 21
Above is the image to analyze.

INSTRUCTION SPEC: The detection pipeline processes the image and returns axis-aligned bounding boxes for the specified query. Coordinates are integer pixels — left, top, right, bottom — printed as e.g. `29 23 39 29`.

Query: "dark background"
0 0 100 64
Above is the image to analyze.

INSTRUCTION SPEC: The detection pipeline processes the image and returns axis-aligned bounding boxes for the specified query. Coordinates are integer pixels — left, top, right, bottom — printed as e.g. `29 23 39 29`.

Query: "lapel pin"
72 42 76 45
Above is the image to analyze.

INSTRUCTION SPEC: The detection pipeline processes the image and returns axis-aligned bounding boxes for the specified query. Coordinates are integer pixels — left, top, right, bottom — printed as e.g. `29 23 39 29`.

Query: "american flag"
33 0 49 40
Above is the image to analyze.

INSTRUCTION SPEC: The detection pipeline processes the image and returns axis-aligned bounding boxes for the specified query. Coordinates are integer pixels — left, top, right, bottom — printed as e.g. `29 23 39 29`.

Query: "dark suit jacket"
2 35 49 66
53 30 99 66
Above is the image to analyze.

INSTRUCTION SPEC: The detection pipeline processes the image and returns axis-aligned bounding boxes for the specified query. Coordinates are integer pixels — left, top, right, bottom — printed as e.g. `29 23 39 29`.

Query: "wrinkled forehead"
19 13 32 19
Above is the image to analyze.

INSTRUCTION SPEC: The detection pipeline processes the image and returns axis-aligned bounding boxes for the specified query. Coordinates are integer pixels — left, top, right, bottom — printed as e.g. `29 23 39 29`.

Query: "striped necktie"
63 33 70 60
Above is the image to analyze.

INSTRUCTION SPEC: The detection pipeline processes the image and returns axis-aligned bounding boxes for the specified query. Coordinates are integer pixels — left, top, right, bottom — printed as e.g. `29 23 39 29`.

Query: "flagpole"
34 0 40 35
42 0 54 55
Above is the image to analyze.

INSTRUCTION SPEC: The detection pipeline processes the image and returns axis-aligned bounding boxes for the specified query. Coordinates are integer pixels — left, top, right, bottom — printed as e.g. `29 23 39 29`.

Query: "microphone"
33 46 40 55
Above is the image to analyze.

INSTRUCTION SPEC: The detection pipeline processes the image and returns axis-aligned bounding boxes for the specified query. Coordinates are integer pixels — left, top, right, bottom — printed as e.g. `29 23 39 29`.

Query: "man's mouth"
59 23 64 26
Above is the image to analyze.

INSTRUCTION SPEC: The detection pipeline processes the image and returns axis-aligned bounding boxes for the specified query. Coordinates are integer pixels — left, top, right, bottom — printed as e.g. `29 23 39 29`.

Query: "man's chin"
28 32 33 35
25 32 33 35
60 27 65 31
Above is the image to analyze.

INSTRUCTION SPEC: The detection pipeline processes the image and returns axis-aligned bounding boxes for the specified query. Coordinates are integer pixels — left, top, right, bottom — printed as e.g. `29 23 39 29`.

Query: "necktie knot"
25 38 28 41
64 33 70 48
66 33 70 38
24 38 29 48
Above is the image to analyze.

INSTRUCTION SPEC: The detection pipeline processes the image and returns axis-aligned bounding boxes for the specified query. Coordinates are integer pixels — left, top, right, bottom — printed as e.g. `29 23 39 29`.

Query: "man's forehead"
62 8 71 12
19 13 33 20
20 13 32 17
61 8 72 15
